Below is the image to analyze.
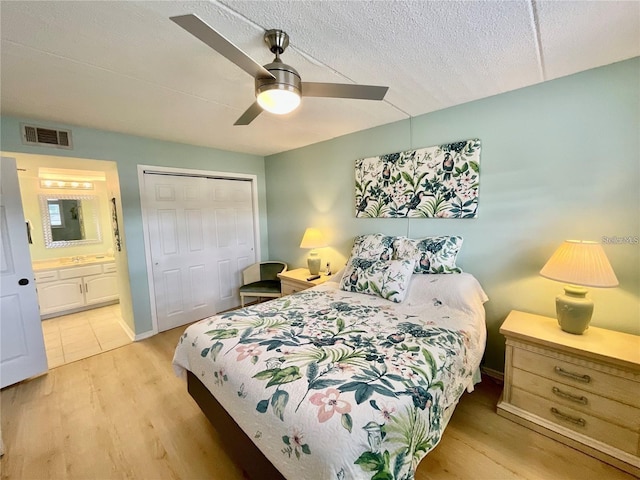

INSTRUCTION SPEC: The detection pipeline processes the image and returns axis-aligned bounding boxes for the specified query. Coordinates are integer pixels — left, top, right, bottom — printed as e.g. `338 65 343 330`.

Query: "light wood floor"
0 326 633 480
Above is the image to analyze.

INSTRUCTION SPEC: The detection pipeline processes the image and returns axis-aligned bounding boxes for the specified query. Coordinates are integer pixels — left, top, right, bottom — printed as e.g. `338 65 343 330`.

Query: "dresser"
497 310 640 476
277 268 332 296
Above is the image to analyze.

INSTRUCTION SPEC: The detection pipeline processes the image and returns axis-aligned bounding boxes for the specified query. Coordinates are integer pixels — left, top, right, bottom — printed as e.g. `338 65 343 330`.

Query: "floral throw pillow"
339 257 415 303
393 236 463 274
349 233 395 261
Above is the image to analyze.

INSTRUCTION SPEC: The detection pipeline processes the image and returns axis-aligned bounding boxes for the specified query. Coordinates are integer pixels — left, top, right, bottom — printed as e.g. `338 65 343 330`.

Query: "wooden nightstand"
277 268 332 296
497 310 640 476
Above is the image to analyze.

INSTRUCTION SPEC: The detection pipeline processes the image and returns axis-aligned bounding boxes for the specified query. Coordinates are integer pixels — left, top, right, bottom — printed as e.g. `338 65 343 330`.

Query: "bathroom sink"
59 257 81 265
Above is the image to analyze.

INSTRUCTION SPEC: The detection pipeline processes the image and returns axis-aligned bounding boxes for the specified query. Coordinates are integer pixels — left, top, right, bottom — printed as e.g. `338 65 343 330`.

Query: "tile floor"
41 304 132 368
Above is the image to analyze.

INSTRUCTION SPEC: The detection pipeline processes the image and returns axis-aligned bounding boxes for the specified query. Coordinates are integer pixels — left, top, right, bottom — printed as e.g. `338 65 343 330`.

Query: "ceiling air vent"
21 124 72 149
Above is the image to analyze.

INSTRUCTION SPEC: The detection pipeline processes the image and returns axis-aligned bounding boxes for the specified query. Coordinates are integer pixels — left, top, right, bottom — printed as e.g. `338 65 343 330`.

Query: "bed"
173 235 488 480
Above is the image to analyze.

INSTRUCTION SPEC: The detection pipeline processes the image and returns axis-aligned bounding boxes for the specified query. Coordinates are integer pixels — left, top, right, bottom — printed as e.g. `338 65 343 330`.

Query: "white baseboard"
118 317 136 341
134 330 156 342
117 316 156 342
117 316 157 342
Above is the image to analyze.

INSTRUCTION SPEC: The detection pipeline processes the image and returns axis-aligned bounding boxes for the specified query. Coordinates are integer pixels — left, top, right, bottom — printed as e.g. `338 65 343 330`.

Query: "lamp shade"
299 228 327 249
540 240 618 288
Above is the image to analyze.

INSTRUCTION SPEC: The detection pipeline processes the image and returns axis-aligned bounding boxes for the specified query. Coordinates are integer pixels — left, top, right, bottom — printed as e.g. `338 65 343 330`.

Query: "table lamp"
539 240 618 334
299 227 326 275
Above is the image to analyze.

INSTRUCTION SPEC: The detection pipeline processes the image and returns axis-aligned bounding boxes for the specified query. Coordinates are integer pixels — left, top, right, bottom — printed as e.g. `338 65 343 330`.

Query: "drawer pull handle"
552 387 588 405
550 407 586 427
554 366 591 383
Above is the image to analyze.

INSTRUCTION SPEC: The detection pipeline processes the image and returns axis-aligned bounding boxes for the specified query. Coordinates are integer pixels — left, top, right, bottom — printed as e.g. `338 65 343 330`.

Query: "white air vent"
21 124 72 149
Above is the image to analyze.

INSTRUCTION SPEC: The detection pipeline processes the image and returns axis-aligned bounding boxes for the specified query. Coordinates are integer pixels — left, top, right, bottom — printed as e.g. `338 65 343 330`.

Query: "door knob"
18 278 30 286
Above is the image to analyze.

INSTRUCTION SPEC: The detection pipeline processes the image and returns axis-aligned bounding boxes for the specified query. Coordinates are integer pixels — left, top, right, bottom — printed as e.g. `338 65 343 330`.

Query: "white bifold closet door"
144 173 256 332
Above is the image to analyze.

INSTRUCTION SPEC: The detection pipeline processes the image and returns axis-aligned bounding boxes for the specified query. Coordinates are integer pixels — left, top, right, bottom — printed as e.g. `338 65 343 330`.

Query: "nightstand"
278 268 332 296
497 310 640 476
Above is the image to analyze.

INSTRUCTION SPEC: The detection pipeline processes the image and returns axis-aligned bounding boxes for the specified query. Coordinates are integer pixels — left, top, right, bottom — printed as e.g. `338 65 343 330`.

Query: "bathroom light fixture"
40 179 94 190
540 240 618 334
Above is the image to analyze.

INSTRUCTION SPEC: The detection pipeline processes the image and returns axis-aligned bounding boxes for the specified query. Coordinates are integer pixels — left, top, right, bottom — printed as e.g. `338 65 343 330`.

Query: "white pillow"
403 273 488 311
349 233 395 261
394 236 463 274
327 267 345 283
339 258 414 303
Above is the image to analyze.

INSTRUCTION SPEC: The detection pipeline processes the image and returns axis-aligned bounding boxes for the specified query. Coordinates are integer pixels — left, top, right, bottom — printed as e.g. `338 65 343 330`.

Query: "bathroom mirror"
39 194 102 248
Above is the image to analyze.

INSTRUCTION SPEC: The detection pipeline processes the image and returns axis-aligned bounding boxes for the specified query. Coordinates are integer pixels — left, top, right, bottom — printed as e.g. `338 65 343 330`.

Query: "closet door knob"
18 278 29 286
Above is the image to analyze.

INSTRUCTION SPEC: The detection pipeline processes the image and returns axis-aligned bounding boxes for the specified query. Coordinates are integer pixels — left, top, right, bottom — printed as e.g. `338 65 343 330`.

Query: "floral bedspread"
173 278 486 480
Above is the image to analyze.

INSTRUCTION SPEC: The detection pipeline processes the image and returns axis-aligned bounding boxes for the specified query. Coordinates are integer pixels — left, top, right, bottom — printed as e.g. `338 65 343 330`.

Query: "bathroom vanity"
33 256 118 318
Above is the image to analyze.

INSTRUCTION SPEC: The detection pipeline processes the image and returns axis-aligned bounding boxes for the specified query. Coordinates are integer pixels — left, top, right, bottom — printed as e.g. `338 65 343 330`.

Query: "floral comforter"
173 274 487 480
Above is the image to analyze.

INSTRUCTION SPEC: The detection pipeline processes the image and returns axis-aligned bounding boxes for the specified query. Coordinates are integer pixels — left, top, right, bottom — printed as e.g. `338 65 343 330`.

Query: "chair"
239 261 287 307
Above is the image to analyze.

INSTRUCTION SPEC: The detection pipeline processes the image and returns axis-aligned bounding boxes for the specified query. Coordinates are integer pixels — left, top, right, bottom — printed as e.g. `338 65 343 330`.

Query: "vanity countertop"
32 256 115 271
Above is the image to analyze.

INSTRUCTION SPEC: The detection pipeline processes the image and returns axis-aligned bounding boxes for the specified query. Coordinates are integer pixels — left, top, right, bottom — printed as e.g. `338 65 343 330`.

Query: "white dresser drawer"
102 262 117 273
511 387 639 455
35 270 58 283
58 264 103 279
498 310 640 476
512 367 640 431
512 346 639 407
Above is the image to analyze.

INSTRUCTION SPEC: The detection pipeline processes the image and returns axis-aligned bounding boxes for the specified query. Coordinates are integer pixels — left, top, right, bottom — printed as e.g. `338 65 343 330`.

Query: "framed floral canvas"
355 139 481 218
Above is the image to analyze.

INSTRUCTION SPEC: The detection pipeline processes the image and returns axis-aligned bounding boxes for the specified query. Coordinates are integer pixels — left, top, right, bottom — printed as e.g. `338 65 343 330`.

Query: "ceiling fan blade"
170 14 275 80
234 102 263 125
302 82 388 100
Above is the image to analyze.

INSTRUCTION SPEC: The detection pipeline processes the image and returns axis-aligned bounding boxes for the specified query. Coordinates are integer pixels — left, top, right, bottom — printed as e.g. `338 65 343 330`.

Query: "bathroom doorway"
8 152 134 368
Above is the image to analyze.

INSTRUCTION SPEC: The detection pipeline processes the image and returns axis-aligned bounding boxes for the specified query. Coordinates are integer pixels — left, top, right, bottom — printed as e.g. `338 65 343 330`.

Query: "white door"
0 157 47 388
144 173 256 332
208 178 256 312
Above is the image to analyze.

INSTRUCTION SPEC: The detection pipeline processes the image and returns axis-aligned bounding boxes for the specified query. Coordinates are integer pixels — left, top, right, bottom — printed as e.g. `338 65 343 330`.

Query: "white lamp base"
307 252 321 275
556 285 593 335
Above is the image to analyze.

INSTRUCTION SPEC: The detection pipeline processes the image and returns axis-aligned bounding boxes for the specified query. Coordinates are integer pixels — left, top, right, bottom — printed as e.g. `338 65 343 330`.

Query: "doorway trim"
137 165 261 335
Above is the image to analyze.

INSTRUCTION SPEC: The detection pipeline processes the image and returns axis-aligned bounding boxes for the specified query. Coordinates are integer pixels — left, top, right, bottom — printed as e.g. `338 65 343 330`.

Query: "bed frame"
187 371 286 480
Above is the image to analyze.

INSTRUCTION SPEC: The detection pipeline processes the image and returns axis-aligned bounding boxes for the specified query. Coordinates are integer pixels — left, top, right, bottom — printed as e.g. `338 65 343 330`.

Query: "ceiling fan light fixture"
170 15 388 125
257 86 301 114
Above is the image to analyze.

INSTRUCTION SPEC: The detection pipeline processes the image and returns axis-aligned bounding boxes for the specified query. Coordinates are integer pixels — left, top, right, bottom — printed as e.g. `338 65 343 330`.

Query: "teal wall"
2 58 638 371
265 58 640 372
1 117 268 335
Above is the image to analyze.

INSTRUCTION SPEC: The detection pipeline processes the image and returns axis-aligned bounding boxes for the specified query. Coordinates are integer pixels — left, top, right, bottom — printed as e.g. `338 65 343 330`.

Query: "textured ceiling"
1 1 638 156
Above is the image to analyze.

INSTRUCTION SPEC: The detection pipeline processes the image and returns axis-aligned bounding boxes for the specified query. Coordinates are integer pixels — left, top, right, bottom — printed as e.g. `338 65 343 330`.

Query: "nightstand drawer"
281 282 303 296
512 367 640 430
512 346 639 407
511 387 639 455
278 268 331 296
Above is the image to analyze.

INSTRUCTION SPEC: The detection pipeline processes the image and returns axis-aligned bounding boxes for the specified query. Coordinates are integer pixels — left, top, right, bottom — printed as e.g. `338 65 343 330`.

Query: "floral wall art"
355 139 481 218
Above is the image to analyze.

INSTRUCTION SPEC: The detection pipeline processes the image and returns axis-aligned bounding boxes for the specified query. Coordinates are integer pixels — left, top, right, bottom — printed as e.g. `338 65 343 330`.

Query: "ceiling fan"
170 14 389 125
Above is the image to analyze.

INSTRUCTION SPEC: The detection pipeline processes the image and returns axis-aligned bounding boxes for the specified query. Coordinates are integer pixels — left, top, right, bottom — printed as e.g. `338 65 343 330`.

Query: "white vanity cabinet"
35 262 118 317
35 274 84 313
